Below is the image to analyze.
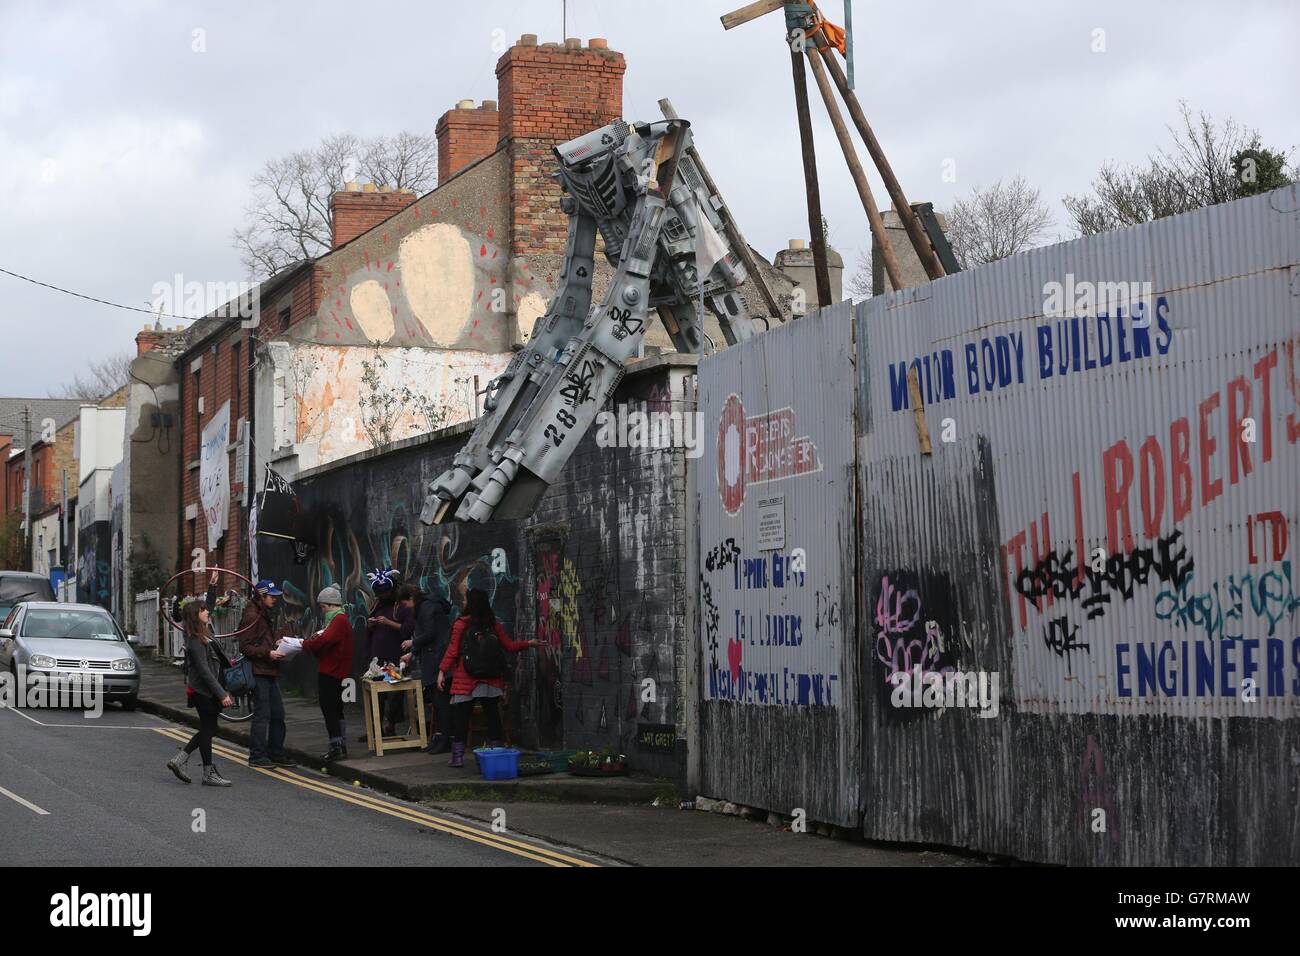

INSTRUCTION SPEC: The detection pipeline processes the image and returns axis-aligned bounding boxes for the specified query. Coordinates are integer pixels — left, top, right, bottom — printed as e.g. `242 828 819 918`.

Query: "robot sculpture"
421 117 762 525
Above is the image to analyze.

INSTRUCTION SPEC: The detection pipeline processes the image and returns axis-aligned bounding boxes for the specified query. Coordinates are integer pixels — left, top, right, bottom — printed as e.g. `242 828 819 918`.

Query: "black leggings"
451 697 503 745
185 695 221 764
318 674 344 741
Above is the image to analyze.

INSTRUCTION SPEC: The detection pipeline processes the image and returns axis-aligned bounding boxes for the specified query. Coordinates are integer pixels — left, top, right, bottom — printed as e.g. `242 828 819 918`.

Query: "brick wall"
436 100 500 182
330 188 420 249
496 35 626 257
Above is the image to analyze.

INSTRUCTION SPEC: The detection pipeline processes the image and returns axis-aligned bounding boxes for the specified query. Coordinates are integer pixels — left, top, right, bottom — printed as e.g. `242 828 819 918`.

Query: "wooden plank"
790 49 833 308
720 0 787 30
804 44 905 290
907 366 933 455
811 36 947 281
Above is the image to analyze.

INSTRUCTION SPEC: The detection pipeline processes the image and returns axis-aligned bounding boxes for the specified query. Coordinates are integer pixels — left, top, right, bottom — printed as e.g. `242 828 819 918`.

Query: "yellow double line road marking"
154 727 597 867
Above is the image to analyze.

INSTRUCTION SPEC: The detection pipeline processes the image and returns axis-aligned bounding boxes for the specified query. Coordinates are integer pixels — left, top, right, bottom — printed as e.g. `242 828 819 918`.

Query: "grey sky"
1 0 1296 402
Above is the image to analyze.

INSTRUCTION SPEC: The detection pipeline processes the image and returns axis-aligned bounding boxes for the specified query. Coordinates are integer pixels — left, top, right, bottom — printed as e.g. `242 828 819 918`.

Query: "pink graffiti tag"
874 575 944 684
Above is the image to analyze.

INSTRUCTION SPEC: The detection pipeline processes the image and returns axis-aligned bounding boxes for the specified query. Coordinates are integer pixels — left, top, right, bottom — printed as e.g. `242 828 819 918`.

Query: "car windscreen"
0 577 55 605
21 608 124 642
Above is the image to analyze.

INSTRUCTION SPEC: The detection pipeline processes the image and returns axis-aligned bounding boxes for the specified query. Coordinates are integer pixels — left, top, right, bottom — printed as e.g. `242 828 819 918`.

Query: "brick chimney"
330 182 419 249
436 99 500 182
496 35 626 257
135 323 166 356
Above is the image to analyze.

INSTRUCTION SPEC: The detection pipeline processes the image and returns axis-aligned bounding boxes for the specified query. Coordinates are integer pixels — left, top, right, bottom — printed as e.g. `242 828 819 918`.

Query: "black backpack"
461 620 506 678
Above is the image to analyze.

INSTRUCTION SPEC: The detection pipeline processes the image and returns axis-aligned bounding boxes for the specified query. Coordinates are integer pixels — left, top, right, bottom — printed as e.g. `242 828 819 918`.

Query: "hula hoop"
159 566 261 639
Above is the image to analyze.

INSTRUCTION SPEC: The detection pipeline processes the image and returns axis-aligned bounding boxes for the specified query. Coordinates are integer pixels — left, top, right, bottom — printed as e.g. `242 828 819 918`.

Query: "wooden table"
361 677 427 756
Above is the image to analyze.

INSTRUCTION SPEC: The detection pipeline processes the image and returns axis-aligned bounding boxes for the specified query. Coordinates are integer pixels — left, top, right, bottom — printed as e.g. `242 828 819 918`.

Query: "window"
280 306 291 332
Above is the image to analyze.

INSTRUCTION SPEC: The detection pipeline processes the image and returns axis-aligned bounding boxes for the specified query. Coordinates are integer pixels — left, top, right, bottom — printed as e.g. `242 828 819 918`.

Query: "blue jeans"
250 675 287 760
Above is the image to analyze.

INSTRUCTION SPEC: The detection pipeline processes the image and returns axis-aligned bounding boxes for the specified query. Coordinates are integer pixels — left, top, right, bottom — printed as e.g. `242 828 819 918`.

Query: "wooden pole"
804 42 905 291
790 46 833 308
658 98 784 321
809 37 946 281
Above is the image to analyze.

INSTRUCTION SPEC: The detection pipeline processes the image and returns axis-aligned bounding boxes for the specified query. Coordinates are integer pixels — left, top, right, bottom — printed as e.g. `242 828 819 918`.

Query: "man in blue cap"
239 579 293 768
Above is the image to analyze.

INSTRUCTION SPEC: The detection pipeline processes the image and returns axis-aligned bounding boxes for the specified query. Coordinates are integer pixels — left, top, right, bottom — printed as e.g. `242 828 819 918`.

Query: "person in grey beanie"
302 585 354 762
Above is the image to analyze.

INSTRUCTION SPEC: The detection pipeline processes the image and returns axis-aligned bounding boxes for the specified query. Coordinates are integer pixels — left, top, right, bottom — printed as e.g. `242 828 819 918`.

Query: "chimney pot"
520 33 537 46
456 98 475 109
789 239 806 250
345 180 360 192
564 37 580 49
378 184 392 193
589 37 608 49
361 182 377 193
541 41 560 48
481 99 497 111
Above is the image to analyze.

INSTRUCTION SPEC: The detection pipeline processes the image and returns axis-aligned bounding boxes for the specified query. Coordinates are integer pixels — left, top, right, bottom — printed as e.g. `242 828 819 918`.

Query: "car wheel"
120 696 138 712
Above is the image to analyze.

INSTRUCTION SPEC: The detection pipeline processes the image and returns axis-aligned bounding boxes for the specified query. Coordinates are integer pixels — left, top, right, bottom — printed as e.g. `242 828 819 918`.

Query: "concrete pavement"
135 655 668 803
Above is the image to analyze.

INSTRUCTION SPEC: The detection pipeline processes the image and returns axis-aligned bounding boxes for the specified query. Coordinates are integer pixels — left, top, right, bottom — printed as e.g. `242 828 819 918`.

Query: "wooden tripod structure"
721 0 949 300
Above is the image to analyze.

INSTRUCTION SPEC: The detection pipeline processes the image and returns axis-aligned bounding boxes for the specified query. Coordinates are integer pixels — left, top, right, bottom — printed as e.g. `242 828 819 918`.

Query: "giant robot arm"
420 118 759 526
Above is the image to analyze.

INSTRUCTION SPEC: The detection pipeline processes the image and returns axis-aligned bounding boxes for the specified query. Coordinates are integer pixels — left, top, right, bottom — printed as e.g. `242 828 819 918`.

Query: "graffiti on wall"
523 530 663 752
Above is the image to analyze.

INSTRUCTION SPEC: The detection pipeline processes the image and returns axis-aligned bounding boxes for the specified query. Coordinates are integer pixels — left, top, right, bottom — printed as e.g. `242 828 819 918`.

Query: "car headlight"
29 654 56 669
111 659 136 672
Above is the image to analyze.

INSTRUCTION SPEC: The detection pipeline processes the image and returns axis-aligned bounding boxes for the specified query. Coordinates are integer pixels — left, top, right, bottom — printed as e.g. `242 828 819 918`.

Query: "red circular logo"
718 394 745 515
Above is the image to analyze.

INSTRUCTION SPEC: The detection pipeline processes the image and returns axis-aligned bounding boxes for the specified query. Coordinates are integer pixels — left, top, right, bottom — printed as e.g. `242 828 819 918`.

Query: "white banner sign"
199 401 231 552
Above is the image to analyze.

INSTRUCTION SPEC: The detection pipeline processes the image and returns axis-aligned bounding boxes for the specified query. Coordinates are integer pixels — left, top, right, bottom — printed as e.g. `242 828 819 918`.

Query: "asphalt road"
0 703 603 867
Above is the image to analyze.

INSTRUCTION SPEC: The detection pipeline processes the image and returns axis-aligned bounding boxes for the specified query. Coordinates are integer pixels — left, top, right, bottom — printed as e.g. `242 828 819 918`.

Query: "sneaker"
270 754 295 766
248 756 276 768
320 746 346 763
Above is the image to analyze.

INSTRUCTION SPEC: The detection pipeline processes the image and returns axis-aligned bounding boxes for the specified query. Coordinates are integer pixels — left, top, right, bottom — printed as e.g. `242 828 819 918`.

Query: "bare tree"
845 247 873 300
943 176 1055 268
233 132 439 278
1062 102 1297 236
49 350 133 401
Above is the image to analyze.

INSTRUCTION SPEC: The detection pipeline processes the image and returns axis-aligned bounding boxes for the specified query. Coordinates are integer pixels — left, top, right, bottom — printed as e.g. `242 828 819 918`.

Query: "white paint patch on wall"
517 290 549 341
349 279 395 343
399 223 474 345
288 344 510 468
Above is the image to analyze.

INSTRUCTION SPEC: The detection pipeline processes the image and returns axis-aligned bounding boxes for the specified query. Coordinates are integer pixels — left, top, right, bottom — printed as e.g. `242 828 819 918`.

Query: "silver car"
0 602 141 710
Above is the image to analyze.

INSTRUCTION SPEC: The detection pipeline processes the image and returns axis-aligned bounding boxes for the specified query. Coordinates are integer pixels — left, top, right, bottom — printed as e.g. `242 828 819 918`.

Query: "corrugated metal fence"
698 185 1300 864
697 301 861 827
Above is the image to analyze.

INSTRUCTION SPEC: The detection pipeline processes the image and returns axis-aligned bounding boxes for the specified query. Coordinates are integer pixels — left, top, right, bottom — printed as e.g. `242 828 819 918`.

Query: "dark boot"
424 733 450 755
447 743 465 768
320 744 346 763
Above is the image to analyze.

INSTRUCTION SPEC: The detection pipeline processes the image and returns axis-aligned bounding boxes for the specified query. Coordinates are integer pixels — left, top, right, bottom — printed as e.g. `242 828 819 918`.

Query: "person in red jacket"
437 588 541 768
302 585 354 762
